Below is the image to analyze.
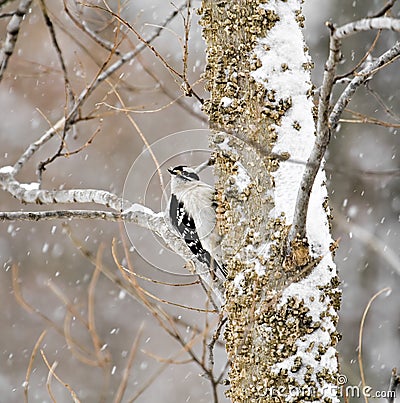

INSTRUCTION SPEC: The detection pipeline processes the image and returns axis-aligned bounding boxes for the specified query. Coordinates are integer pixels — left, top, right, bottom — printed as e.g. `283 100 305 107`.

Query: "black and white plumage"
168 165 227 277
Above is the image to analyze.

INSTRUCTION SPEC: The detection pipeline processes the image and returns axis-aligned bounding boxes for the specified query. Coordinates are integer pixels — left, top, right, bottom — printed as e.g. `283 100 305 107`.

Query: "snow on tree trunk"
200 0 341 401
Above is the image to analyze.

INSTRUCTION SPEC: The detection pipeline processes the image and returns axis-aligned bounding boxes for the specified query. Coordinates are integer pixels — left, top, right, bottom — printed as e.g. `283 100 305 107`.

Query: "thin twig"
365 83 400 123
12 264 99 367
86 2 204 103
216 359 231 385
117 232 222 393
113 324 144 403
180 0 191 95
127 361 174 402
63 0 125 56
12 3 185 176
86 3 181 79
116 263 200 287
334 30 381 84
88 247 106 358
61 124 103 157
45 279 106 367
335 214 400 277
44 357 57 403
39 0 73 101
51 6 143 97
330 42 400 132
36 42 117 179
387 367 400 403
208 315 227 367
12 265 65 336
24 330 48 403
369 0 397 18
12 117 66 176
116 256 217 313
141 349 192 365
358 287 391 403
40 349 81 402
89 247 112 400
108 84 166 196
63 312 99 367
341 108 400 128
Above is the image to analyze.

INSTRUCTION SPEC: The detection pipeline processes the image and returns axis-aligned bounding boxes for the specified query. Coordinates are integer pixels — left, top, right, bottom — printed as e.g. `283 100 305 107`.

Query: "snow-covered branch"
0 168 130 210
333 17 400 40
0 210 124 222
291 16 400 241
0 0 32 82
13 118 66 176
288 21 339 242
0 165 225 301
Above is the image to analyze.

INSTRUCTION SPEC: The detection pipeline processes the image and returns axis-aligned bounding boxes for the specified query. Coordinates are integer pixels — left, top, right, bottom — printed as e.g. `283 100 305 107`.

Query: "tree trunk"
200 0 341 401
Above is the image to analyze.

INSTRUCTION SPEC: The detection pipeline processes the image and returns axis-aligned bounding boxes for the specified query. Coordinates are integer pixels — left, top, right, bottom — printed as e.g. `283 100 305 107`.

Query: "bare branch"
365 83 400 122
330 41 400 132
388 368 400 403
40 349 81 402
86 2 203 103
108 85 166 196
63 0 125 56
113 324 143 403
11 3 186 176
341 108 400 128
0 11 16 18
334 30 381 84
335 214 400 277
135 60 206 122
39 0 73 100
24 330 48 403
86 3 182 80
358 288 391 403
12 265 68 337
369 0 397 18
0 0 33 82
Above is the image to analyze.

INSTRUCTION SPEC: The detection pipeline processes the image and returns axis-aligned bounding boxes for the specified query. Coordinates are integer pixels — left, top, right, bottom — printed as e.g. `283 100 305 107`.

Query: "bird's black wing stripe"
170 195 208 263
170 195 226 276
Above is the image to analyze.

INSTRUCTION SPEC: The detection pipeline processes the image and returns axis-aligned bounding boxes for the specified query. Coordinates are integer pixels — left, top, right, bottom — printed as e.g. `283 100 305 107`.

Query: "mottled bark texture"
200 1 341 401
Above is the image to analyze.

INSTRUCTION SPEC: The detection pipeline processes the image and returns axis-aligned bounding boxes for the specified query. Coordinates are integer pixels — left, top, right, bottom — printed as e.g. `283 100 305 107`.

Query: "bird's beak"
168 168 183 176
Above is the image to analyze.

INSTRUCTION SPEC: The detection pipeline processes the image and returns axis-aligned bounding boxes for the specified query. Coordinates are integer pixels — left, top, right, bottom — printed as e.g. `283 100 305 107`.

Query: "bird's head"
168 165 200 182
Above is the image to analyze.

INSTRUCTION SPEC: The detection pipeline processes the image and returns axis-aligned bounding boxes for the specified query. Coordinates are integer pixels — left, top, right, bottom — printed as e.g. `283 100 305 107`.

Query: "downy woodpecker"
168 165 227 277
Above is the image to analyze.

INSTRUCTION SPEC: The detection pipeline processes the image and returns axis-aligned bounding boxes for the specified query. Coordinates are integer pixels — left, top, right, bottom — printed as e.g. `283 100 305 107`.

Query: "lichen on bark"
200 0 341 402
